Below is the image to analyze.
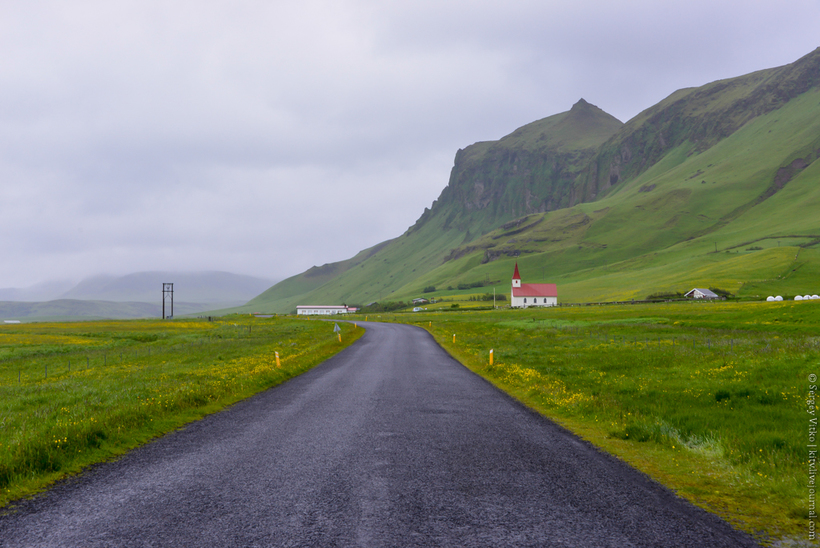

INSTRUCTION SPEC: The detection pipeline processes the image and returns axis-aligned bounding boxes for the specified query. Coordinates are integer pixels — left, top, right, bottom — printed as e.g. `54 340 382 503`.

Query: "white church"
510 263 557 308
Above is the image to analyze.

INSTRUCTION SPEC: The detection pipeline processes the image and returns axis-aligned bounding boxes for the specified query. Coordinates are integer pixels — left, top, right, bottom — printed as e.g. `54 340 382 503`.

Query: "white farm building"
684 288 719 299
296 305 357 316
510 263 557 308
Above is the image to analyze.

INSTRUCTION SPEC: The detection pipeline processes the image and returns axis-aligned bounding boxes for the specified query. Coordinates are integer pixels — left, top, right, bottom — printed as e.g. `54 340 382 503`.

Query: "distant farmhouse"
684 288 719 300
510 263 557 308
296 305 358 316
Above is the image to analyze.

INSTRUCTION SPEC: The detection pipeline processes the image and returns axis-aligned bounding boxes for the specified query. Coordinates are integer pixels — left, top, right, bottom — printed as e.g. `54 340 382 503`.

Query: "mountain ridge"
238 48 820 312
574 47 820 203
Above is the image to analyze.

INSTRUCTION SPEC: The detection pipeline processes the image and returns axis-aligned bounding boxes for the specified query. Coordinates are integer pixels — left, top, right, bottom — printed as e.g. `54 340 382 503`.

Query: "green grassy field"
3 304 815 543
378 301 819 545
0 316 362 508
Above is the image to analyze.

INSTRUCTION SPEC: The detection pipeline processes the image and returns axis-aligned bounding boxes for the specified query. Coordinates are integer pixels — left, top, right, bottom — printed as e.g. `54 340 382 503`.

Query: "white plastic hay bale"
766 296 775 301
795 295 803 301
805 295 812 300
775 296 783 301
812 295 820 299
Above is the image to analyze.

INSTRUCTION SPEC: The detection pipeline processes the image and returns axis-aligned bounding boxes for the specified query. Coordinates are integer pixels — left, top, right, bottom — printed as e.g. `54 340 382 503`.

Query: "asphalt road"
0 322 760 547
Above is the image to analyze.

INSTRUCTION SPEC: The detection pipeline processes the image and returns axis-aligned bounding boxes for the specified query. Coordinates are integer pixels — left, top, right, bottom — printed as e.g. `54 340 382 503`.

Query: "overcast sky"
1 0 818 289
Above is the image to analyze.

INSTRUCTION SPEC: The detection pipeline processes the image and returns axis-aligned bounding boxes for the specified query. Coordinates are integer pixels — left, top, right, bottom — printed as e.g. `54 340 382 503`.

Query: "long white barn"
296 305 357 316
510 263 557 308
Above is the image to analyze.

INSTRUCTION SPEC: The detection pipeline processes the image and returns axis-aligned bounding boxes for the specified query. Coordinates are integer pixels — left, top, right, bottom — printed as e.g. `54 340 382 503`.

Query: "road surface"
0 322 759 547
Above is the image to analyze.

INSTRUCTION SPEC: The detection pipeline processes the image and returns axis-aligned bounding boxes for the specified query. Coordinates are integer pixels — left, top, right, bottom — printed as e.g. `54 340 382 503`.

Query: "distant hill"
0 271 275 320
58 271 273 305
0 280 75 302
236 48 820 312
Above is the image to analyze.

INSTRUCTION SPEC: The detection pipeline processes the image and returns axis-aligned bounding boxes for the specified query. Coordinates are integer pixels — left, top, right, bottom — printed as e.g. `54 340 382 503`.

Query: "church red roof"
512 262 521 280
512 283 557 298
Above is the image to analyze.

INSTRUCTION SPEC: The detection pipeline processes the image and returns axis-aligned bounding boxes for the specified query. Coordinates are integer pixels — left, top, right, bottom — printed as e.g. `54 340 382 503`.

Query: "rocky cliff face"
413 99 623 236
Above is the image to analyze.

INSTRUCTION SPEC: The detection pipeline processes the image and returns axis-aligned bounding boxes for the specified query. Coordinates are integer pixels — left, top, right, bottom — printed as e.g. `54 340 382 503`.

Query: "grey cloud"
1 0 818 288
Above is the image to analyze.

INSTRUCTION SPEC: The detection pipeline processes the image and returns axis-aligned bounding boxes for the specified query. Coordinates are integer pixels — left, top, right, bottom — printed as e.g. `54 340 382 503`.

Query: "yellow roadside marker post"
489 349 494 366
275 352 280 367
453 333 456 343
338 333 342 342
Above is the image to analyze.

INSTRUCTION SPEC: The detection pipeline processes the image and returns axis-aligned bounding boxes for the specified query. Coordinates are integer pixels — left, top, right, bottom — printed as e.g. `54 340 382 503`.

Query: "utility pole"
162 283 174 319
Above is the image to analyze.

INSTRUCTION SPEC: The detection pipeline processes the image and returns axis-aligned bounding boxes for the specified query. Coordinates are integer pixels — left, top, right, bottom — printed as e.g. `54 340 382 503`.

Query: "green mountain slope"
241 48 820 313
245 241 393 312
574 47 820 203
428 83 820 302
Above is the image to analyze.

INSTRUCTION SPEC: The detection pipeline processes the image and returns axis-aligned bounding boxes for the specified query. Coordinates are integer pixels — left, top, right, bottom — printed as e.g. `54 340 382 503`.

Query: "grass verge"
0 315 362 508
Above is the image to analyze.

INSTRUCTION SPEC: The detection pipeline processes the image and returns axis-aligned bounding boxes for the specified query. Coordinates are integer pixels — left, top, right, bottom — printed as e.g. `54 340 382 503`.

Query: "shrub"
360 301 408 313
610 423 653 442
715 390 731 402
457 281 485 290
646 292 684 300
709 287 734 298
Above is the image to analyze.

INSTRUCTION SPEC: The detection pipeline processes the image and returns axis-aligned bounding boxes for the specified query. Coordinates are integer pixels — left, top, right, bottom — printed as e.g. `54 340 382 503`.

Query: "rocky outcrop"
413 99 623 236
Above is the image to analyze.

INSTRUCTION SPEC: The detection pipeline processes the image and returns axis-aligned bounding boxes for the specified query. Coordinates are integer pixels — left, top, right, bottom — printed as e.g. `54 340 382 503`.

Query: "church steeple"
512 262 521 288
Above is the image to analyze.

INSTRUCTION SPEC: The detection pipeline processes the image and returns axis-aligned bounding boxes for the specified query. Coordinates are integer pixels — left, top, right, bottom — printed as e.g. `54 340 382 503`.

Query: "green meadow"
0 316 361 508
3 304 816 544
385 300 819 545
